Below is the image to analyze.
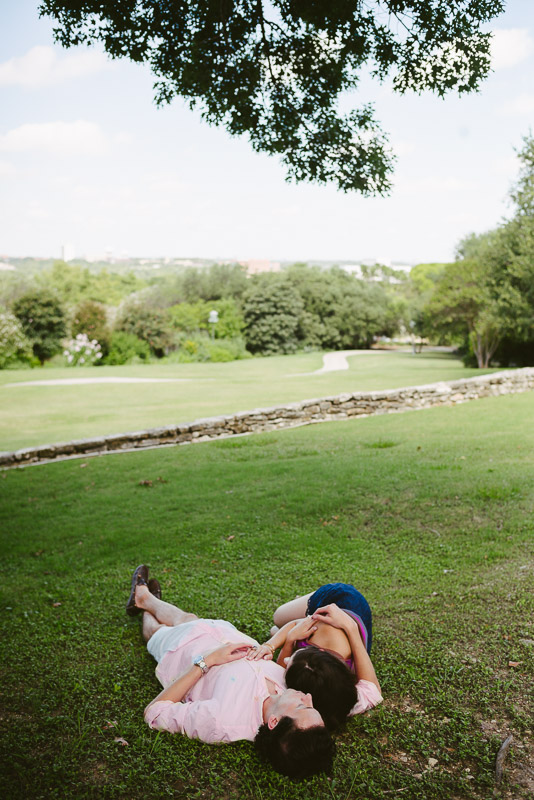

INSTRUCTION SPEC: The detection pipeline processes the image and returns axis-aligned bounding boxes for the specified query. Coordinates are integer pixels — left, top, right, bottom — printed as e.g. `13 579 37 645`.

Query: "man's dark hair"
255 717 335 779
285 648 358 731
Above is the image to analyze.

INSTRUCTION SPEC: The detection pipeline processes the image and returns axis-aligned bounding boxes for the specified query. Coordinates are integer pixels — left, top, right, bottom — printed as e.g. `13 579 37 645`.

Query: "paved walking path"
4 350 382 387
4 377 191 387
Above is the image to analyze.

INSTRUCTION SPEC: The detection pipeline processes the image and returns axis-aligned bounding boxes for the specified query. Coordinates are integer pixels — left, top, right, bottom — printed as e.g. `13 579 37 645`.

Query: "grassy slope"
0 392 532 799
0 351 497 451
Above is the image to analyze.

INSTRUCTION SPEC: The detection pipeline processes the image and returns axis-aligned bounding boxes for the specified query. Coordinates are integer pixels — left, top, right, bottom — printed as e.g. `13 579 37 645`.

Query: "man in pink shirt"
127 566 334 779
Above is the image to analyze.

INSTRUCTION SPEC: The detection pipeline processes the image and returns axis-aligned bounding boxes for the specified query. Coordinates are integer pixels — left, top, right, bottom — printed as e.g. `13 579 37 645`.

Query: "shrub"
71 300 110 355
168 298 244 340
12 290 67 363
206 336 250 362
161 334 250 364
63 333 103 366
115 303 172 357
104 332 151 365
0 309 33 368
242 276 304 355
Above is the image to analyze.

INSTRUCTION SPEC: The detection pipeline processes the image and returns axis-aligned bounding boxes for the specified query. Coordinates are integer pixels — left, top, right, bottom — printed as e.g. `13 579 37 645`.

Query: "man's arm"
144 642 253 718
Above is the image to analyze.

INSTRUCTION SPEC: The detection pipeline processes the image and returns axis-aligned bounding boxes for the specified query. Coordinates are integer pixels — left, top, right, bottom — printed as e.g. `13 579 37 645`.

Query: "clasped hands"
209 604 349 666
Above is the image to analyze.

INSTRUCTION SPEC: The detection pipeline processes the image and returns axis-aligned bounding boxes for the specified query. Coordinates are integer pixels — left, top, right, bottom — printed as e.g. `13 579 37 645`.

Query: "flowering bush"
0 309 33 368
63 333 103 366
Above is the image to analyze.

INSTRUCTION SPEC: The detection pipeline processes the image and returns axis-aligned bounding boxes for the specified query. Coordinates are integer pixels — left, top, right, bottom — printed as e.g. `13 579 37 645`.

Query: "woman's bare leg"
134 584 198 626
273 593 313 627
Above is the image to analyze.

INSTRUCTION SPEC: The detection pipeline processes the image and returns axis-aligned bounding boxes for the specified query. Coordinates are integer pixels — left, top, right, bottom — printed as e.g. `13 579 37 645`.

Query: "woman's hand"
205 642 254 667
246 643 274 661
286 616 318 644
311 603 349 630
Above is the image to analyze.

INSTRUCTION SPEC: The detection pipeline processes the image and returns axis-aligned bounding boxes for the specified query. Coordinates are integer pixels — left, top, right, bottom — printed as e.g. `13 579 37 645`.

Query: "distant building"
238 259 281 275
61 243 74 262
0 260 15 271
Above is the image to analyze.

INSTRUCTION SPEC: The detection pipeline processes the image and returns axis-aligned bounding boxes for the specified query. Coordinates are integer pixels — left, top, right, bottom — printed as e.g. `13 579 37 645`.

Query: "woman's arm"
248 617 318 663
144 642 253 717
311 604 381 691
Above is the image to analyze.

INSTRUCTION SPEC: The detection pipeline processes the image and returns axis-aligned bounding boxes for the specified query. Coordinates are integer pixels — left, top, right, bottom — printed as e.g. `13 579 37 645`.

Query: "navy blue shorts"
306 582 373 654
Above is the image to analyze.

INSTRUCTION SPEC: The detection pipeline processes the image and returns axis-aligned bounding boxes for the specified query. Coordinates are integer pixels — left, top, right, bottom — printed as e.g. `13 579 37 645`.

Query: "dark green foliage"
39 0 503 193
243 275 304 354
243 265 397 354
423 134 534 367
71 299 111 355
115 303 173 357
104 331 151 365
12 289 67 363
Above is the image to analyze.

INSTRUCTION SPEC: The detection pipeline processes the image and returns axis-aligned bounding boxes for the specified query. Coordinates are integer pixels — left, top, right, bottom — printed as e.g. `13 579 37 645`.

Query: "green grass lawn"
0 350 498 452
0 392 532 799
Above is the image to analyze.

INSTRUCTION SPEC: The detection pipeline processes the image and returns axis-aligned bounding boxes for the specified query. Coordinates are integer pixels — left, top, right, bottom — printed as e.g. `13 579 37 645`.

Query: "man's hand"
311 603 350 630
205 642 254 668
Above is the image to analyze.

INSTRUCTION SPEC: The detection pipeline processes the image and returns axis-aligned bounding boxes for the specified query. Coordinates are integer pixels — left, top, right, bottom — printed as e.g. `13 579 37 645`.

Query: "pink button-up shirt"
144 619 382 744
144 619 287 743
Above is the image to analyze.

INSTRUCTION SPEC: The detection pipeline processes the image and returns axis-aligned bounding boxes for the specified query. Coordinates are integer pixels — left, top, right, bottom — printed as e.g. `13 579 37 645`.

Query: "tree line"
0 260 399 368
1 135 533 370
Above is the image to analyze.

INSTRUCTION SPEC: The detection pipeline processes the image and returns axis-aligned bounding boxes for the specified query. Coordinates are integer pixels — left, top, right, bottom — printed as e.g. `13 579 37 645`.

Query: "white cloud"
491 28 534 70
0 160 17 176
0 121 108 156
499 92 534 115
0 45 110 89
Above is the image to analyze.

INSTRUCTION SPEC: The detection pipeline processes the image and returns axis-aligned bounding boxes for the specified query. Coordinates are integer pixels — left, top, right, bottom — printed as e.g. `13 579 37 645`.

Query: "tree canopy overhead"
40 0 504 194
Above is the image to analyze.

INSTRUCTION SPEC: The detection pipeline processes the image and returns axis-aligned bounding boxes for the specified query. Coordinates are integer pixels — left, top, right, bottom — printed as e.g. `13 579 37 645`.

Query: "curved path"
314 350 367 373
4 377 192 387
4 350 380 387
286 349 377 377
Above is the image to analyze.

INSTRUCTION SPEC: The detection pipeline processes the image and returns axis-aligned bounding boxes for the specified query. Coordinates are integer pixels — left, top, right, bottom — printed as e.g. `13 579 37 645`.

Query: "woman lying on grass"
248 583 382 730
126 565 334 780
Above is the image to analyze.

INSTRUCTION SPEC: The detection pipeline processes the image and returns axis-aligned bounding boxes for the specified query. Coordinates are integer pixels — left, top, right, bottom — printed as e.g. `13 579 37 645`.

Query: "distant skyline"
1 1 534 264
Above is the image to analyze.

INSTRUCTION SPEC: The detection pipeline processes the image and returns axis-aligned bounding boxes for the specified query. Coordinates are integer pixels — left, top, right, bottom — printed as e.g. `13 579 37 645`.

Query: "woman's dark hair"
285 648 358 731
255 717 335 779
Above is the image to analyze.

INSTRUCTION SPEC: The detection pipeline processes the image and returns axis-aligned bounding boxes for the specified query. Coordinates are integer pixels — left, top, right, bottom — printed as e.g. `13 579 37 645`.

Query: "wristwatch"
193 655 209 675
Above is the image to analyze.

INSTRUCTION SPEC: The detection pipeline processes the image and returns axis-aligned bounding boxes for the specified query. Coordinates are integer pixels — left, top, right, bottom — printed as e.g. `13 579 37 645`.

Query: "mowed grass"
0 350 498 452
1 392 533 799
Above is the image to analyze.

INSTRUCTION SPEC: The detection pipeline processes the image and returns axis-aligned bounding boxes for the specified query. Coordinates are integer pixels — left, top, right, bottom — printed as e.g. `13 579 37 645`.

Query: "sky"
1 1 534 265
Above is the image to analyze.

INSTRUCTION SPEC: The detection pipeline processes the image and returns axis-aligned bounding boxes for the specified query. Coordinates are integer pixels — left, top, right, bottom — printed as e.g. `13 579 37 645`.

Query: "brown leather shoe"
126 564 149 616
148 578 162 600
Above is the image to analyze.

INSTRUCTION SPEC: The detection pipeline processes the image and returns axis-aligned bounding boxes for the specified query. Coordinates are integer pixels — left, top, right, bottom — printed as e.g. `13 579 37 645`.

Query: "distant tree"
423 260 503 368
180 264 249 303
453 134 534 365
115 303 172 357
283 264 398 349
40 261 147 306
71 300 111 355
332 280 396 348
41 0 503 193
0 309 33 368
243 275 304 354
12 290 67 363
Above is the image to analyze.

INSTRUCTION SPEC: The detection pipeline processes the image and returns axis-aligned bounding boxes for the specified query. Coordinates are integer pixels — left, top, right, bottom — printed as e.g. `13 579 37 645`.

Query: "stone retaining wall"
1 367 533 468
